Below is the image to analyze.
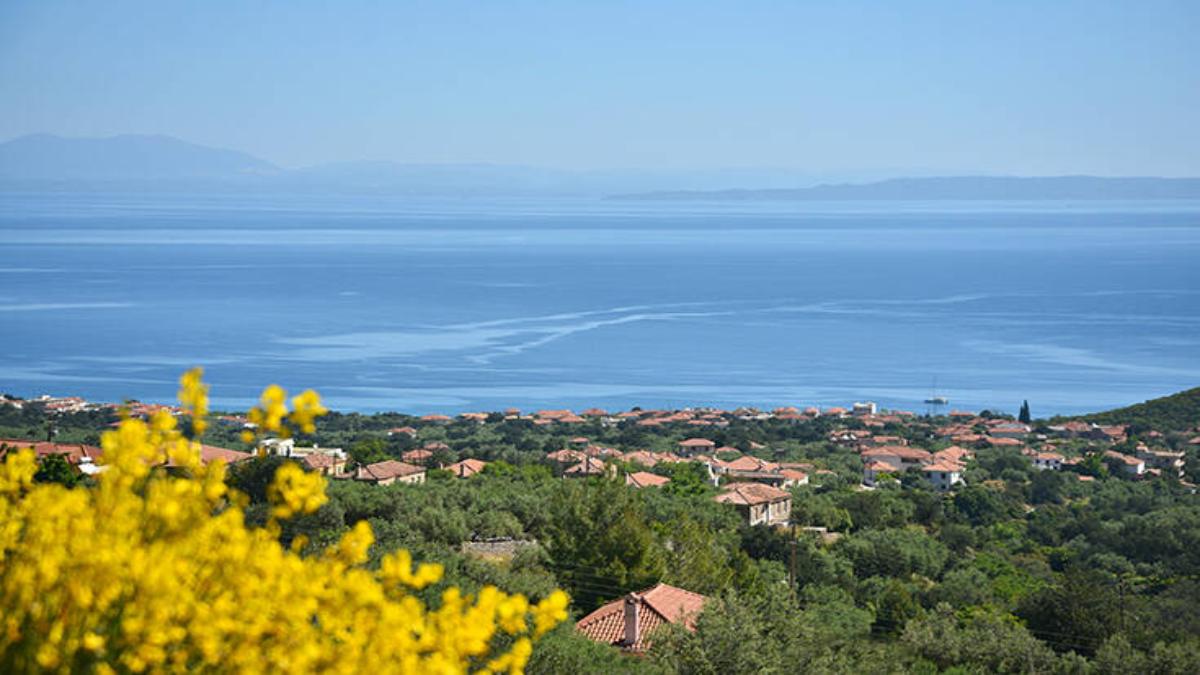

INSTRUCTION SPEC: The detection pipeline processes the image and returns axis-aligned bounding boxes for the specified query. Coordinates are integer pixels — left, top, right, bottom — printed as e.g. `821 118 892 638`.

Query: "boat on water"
924 396 950 405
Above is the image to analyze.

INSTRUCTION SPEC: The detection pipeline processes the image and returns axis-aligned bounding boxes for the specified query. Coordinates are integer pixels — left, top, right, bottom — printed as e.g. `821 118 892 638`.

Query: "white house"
922 461 964 491
1033 452 1064 471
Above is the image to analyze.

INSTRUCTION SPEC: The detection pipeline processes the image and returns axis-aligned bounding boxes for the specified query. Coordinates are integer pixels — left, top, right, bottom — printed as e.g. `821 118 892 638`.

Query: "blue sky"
1 1 1196 174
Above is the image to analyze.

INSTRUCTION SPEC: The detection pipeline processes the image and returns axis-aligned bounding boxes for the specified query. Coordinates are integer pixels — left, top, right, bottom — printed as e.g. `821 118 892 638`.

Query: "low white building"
1033 452 1064 471
922 461 964 491
852 401 878 417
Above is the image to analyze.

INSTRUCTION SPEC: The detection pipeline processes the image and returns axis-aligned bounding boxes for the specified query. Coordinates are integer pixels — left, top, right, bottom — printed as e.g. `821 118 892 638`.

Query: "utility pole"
789 523 798 593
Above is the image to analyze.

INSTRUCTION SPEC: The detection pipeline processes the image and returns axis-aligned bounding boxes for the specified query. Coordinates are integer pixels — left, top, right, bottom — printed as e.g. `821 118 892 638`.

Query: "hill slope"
1070 387 1200 431
0 134 279 181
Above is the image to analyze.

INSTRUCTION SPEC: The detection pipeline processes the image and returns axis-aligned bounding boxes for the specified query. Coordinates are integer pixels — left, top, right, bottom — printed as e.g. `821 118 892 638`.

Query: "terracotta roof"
985 436 1023 447
923 461 963 473
576 583 707 651
715 482 791 506
402 449 434 462
564 457 608 475
0 439 103 464
355 460 424 481
446 458 488 477
546 448 587 463
622 450 660 467
301 452 340 470
778 469 808 482
863 445 932 462
626 471 670 488
678 438 716 448
721 455 779 473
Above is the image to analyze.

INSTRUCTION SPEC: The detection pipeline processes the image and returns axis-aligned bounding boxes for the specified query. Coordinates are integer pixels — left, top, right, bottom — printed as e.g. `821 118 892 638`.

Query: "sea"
1 192 1198 417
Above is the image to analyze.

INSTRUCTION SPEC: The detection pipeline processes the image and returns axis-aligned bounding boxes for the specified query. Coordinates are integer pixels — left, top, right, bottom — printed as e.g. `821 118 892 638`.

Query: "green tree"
903 604 1061 673
34 454 79 487
542 478 666 612
1017 568 1121 655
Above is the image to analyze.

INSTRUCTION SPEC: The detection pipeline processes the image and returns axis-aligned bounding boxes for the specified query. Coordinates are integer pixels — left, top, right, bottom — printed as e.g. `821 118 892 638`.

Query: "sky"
0 1 1197 174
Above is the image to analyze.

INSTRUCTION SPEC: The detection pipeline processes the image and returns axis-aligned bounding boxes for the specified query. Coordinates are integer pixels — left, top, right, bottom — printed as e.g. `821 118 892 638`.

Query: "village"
3 386 1200 666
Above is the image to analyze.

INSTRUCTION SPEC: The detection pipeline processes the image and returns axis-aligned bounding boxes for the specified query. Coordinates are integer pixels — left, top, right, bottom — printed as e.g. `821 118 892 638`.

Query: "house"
852 401 878 416
933 445 973 465
1135 446 1185 478
621 450 662 468
1104 451 1145 477
563 457 610 478
676 438 716 456
387 426 418 438
1033 452 1064 471
353 460 426 485
401 448 434 465
302 451 346 476
716 455 778 475
576 583 708 652
989 422 1031 439
727 470 807 489
545 448 587 469
863 460 896 487
922 461 964 491
714 483 791 527
258 438 347 465
445 458 489 478
861 445 931 470
626 471 670 488
0 438 105 475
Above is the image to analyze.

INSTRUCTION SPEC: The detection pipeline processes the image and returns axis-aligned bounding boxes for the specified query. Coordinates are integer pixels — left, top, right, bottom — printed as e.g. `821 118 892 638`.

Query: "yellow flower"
177 367 210 437
289 389 328 435
0 369 566 673
267 461 328 520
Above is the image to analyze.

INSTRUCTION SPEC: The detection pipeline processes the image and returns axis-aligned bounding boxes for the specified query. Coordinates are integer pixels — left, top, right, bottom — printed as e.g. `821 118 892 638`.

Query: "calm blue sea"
1 192 1198 416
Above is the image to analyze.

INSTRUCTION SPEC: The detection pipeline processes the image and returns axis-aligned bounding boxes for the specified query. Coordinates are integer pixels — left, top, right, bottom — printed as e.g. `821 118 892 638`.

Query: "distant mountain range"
0 133 279 181
610 176 1200 201
3 134 1199 199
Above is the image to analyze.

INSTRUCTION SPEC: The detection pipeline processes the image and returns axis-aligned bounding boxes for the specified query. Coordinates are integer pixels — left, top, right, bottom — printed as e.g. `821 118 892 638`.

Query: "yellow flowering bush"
0 369 569 673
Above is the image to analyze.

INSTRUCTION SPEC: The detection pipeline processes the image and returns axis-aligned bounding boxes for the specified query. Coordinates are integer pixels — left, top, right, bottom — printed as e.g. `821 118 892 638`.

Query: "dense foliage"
1072 386 1200 432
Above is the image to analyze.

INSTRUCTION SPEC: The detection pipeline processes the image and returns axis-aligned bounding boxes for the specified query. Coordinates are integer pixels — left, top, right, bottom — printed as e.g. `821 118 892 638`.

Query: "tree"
541 478 665 612
1018 400 1032 424
1017 568 1121 655
33 453 79 487
903 604 1061 672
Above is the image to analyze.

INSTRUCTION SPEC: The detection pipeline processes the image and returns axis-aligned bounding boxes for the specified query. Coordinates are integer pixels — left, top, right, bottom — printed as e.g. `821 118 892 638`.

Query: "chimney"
623 593 640 648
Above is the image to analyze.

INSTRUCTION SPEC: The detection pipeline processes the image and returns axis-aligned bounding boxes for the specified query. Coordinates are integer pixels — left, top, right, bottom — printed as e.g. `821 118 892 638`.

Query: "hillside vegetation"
1071 387 1200 431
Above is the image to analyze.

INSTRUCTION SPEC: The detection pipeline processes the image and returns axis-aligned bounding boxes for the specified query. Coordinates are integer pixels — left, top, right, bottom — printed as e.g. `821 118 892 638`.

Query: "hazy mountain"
0 134 930 195
7 135 1196 200
0 134 279 182
610 176 1200 201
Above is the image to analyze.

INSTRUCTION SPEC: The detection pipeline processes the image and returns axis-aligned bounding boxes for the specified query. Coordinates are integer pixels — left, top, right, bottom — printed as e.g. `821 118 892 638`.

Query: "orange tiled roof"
715 482 791 506
446 458 488 477
576 584 707 651
355 460 424 481
626 471 670 488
